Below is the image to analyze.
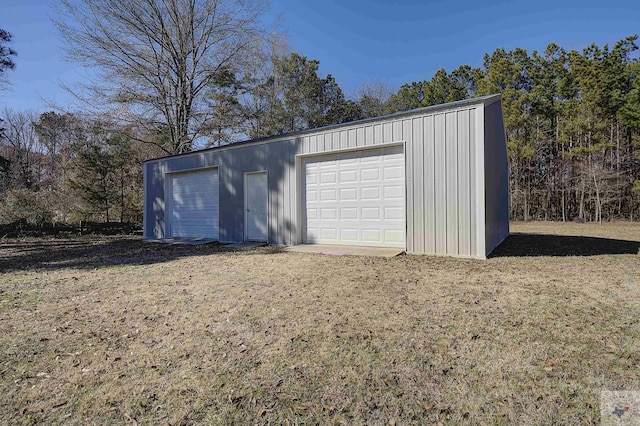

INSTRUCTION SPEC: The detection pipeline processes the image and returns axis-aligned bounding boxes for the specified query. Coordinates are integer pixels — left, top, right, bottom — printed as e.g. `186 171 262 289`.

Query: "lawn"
1 222 639 425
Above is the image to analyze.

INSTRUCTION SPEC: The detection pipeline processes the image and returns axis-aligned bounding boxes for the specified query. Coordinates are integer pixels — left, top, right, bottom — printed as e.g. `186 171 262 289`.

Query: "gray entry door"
245 172 268 241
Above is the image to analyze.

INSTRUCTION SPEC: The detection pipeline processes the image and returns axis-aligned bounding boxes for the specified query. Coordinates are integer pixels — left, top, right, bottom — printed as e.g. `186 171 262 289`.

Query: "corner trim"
475 106 487 258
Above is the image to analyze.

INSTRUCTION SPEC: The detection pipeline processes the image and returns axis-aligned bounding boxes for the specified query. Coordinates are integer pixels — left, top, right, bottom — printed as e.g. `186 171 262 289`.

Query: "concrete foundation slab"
226 242 267 249
284 244 404 257
146 238 218 245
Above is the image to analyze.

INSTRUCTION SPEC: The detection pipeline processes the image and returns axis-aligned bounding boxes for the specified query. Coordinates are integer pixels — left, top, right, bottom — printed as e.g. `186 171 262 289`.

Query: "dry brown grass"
1 221 639 425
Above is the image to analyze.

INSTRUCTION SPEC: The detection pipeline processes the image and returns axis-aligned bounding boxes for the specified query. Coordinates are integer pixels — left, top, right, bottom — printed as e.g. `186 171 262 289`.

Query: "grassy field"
1 222 639 425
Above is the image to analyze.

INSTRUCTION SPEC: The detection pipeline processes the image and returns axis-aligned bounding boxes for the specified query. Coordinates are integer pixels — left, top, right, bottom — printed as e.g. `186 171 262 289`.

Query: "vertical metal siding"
348 129 356 148
445 112 459 255
356 127 364 147
423 115 436 254
144 103 488 257
412 117 424 254
383 122 392 142
469 111 477 257
434 113 447 254
374 124 383 144
403 118 414 253
457 110 471 256
364 126 374 146
392 121 402 142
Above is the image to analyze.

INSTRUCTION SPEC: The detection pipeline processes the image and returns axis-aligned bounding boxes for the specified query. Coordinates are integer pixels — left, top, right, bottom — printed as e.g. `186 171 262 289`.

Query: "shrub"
0 188 53 225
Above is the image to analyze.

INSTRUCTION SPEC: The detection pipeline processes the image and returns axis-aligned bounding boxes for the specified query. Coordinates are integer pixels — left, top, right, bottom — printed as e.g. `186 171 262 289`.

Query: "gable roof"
144 94 501 163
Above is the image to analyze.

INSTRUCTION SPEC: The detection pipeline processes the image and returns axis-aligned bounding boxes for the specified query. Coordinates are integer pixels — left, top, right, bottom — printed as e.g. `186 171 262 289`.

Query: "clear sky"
1 0 639 112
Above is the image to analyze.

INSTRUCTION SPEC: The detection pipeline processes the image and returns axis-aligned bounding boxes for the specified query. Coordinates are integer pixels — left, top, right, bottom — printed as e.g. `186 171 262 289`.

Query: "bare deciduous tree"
55 0 271 154
352 80 395 118
1 109 41 179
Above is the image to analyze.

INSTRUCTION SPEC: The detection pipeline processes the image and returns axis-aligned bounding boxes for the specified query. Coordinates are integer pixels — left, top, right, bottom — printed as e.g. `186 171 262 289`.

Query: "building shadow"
490 233 640 257
0 237 285 273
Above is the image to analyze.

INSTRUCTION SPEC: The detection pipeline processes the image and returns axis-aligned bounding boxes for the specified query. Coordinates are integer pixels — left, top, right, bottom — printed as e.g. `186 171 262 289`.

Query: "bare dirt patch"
1 222 639 424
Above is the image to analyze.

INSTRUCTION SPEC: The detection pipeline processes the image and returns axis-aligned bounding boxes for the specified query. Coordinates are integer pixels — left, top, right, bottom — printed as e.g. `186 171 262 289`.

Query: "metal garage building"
143 94 509 258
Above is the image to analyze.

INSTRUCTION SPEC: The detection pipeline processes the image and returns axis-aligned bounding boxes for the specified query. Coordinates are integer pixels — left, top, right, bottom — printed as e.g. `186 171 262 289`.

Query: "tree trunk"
120 166 124 223
593 165 601 224
579 174 585 220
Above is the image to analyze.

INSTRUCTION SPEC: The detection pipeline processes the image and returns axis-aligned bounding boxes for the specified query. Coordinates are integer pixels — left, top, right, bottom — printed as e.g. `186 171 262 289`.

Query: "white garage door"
304 146 405 248
169 168 219 239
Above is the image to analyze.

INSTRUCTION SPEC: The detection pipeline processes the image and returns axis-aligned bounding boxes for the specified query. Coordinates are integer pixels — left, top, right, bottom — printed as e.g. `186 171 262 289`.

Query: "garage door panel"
321 228 338 240
304 146 405 248
172 201 218 210
320 171 337 184
171 210 218 221
384 165 404 179
340 207 358 219
320 208 337 219
173 223 218 232
383 151 404 160
361 229 381 242
340 229 359 241
361 207 381 220
306 173 318 185
385 229 405 243
361 187 381 200
319 159 337 168
337 152 359 162
339 170 357 182
384 206 404 220
169 169 219 239
361 168 380 181
320 189 337 201
339 188 358 200
360 154 381 163
384 185 404 199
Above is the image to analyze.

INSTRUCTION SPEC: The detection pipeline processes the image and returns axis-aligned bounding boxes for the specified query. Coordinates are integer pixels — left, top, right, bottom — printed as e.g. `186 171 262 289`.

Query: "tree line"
381 37 640 222
0 0 638 224
0 109 162 223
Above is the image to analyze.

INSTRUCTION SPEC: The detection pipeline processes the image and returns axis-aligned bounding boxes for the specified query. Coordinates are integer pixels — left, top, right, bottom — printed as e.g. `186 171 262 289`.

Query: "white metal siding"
303 146 405 247
169 169 219 238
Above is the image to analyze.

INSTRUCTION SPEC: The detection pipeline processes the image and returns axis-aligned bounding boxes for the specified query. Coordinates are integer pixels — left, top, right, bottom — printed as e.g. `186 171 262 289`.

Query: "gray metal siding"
483 99 510 255
144 137 298 245
143 99 498 257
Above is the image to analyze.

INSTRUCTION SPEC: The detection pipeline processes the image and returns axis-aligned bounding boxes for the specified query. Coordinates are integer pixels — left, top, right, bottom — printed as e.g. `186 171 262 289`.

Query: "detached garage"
144 94 509 258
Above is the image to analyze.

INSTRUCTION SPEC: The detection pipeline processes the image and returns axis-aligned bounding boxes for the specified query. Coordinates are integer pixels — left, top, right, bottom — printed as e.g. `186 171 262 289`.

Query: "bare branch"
55 0 271 154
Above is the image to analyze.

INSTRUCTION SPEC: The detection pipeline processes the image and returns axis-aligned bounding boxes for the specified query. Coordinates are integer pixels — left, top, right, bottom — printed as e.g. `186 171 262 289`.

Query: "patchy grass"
0 221 639 425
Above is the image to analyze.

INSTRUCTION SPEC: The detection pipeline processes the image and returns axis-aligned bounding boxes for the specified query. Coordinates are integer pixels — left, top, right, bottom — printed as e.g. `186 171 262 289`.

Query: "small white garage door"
304 146 405 248
169 168 219 239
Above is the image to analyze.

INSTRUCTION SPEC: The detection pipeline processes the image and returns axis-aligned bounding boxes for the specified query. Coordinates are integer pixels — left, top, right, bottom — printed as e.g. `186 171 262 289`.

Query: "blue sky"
1 0 639 112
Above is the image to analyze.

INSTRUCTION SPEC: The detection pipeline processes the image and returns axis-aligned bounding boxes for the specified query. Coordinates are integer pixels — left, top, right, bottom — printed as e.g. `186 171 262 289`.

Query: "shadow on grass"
490 233 640 257
0 237 284 273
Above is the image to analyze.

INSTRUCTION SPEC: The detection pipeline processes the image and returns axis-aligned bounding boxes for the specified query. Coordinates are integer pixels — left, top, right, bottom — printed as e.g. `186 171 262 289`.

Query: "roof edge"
144 94 502 164
481 93 502 107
